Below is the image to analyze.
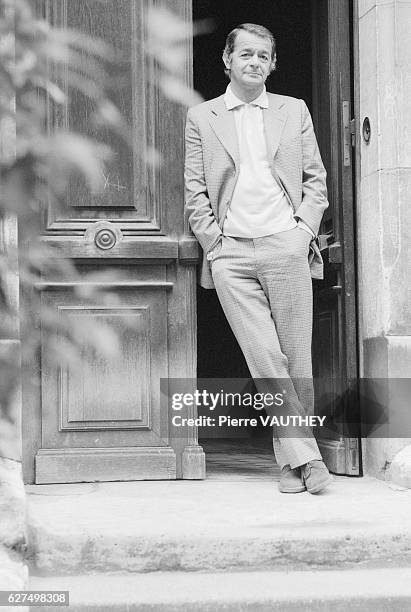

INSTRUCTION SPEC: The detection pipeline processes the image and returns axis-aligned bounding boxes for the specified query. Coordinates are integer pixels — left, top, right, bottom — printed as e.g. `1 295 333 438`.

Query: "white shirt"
221 84 314 239
222 84 296 238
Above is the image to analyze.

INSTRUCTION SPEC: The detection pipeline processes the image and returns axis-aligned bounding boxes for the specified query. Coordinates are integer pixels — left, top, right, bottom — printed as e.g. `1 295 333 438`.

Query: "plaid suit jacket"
184 92 329 289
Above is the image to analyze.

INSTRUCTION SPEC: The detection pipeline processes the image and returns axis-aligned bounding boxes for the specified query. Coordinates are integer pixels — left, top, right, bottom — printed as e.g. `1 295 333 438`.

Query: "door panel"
46 0 159 230
311 0 360 474
24 0 205 483
41 290 168 441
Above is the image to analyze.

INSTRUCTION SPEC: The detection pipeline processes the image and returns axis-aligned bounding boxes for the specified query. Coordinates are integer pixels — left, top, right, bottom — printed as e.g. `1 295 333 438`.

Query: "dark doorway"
193 1 314 469
194 0 313 380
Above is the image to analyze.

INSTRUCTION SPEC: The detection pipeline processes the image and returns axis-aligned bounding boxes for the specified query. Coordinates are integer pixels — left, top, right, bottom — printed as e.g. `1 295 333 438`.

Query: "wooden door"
311 0 360 475
23 0 205 483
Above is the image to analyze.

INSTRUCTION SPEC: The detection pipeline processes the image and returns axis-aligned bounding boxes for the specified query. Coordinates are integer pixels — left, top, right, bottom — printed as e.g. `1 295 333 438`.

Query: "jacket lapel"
208 97 239 167
263 95 288 167
208 93 288 169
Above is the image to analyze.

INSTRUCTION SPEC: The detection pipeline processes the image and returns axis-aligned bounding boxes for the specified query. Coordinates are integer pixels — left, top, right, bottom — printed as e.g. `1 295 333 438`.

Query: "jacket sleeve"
293 100 329 237
184 108 222 254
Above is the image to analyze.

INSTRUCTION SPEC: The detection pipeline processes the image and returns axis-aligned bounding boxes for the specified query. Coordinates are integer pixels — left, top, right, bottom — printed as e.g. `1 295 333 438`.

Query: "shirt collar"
224 84 268 110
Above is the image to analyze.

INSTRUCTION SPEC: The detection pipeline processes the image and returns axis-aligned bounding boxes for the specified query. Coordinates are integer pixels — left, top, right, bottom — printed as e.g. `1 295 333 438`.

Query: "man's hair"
223 23 277 76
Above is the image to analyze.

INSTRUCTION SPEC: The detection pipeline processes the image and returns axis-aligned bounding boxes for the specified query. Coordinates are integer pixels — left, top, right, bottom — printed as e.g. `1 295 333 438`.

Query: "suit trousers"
210 226 323 469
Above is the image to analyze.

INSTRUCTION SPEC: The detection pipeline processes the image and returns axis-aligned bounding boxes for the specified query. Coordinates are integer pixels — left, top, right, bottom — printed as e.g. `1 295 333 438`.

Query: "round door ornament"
95 228 117 250
362 117 371 144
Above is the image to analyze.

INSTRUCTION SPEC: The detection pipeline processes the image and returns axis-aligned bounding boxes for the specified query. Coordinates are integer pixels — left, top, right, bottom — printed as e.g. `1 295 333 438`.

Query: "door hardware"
362 117 371 144
342 101 353 166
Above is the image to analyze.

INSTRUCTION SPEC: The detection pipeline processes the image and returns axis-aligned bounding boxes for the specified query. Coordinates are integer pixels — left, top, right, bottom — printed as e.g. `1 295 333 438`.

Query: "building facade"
3 0 410 485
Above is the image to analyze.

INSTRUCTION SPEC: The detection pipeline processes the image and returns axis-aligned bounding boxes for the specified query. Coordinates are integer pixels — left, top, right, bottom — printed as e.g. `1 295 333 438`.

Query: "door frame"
352 0 363 473
311 0 361 475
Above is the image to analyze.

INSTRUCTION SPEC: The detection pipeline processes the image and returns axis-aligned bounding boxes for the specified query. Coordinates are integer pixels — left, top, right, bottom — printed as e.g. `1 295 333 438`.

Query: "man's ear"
222 51 231 71
270 53 277 74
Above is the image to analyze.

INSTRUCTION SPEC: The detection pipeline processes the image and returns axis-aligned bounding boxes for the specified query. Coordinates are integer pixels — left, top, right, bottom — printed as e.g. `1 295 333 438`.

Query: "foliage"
0 0 129 419
145 5 204 108
0 0 203 428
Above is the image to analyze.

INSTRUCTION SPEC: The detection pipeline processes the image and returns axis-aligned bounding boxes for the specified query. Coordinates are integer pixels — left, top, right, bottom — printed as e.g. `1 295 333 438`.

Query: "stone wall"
357 0 411 478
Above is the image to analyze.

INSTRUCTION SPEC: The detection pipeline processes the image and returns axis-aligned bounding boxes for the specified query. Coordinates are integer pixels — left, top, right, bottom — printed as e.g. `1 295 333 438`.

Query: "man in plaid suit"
184 23 332 494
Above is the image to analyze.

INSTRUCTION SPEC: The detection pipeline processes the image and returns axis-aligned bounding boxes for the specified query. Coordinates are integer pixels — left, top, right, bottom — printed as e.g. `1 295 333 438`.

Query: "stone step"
29 567 411 611
26 478 411 575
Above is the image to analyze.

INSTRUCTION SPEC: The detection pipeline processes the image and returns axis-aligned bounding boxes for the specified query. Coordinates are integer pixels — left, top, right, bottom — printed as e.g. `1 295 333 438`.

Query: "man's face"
223 31 275 93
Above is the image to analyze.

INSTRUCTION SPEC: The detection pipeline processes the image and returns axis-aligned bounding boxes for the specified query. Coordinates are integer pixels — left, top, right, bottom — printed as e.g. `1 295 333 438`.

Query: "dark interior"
193 0 313 380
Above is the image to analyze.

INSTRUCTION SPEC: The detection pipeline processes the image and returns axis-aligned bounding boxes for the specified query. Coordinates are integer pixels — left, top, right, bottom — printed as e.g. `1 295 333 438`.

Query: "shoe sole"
278 484 306 493
305 474 333 494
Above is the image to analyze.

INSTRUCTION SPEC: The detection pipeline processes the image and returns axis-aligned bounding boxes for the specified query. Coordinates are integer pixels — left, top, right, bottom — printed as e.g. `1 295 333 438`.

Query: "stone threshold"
26 472 411 575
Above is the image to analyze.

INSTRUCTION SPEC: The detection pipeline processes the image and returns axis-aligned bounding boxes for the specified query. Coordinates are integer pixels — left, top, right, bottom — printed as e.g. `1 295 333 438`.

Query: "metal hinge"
343 101 355 166
350 118 356 147
346 437 360 475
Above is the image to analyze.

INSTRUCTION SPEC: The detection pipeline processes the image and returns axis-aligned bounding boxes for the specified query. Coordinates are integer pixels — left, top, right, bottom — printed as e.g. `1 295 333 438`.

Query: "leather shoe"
301 460 333 494
278 465 306 493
